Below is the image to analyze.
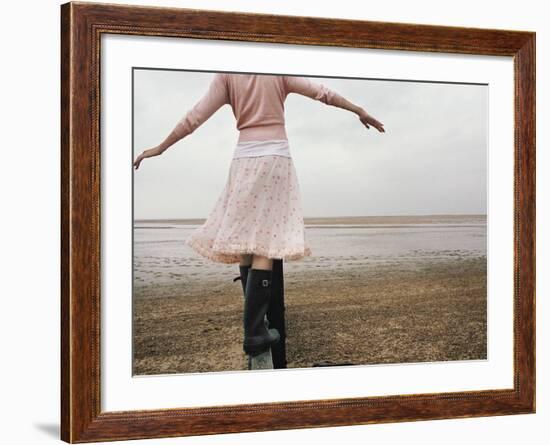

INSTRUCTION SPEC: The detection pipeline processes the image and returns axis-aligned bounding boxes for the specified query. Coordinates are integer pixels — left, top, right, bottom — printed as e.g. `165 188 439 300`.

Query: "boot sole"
243 335 281 356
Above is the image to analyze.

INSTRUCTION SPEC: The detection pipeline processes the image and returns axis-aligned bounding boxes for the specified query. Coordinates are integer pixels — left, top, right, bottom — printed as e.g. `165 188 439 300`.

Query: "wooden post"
267 259 287 368
248 349 274 370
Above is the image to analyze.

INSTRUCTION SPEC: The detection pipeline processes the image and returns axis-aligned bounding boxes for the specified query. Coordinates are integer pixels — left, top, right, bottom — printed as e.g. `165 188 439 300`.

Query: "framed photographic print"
61 1 536 442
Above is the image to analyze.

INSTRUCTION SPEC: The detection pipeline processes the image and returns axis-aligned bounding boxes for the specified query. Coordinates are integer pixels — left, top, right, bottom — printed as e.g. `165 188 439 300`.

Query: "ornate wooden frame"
61 1 536 442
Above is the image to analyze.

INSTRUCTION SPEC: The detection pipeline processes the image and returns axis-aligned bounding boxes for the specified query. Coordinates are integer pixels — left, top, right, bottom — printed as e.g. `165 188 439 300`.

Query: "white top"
232 139 291 159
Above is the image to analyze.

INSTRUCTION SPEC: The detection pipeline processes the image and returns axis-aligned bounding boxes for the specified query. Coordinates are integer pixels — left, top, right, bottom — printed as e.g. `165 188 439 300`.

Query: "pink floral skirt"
186 155 312 264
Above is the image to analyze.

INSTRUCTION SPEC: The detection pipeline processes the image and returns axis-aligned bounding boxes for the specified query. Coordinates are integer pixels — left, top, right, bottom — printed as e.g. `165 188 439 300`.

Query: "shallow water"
133 216 487 286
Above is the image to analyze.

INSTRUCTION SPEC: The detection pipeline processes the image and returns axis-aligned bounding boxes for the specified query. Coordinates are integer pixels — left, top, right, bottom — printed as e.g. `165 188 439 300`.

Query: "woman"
134 73 385 357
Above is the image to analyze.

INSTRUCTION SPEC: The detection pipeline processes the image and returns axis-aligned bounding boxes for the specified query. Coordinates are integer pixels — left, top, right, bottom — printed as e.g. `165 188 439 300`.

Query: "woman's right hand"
133 146 160 170
359 110 385 133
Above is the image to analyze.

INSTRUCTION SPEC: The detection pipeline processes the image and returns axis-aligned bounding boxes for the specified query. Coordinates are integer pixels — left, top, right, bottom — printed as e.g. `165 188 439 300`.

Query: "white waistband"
233 139 291 159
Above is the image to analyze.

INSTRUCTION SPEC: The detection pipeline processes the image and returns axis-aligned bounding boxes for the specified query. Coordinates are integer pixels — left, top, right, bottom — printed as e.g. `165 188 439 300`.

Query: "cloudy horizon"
133 69 487 220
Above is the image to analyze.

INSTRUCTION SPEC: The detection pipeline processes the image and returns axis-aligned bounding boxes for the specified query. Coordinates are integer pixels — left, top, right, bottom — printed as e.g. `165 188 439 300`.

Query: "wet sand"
136 214 487 226
133 255 487 375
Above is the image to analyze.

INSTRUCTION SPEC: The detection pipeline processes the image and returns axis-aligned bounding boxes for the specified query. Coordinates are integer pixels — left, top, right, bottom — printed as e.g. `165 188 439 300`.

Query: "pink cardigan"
173 73 349 142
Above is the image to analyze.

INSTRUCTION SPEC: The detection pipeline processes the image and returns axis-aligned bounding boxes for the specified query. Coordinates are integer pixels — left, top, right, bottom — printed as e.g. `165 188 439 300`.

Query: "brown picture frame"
61 1 536 442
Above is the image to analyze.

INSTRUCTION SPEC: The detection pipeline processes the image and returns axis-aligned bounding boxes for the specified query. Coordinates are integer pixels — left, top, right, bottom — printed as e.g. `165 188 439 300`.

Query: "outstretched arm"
134 73 229 170
283 75 385 133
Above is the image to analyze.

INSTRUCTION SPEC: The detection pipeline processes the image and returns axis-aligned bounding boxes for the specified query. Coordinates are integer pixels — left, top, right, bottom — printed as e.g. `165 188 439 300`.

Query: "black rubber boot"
234 264 269 330
243 268 280 356
267 259 287 369
233 264 251 297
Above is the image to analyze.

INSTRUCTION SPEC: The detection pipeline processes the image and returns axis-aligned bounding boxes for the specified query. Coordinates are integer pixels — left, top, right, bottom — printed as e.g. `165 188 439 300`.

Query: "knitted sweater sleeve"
283 75 348 108
173 73 229 139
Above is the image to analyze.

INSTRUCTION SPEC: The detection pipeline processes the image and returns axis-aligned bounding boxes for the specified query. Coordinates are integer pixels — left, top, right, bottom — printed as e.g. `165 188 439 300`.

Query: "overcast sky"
133 69 487 219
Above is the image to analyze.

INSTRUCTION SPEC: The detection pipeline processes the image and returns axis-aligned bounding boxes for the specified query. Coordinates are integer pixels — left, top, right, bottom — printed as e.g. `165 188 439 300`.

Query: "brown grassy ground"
133 256 486 375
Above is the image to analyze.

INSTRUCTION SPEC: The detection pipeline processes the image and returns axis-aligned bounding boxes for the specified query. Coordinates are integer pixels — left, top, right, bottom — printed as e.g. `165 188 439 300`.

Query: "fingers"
360 114 386 132
371 119 385 133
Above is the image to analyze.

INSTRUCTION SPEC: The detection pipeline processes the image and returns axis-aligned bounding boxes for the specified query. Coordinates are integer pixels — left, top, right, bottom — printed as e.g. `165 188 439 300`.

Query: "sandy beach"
133 215 487 375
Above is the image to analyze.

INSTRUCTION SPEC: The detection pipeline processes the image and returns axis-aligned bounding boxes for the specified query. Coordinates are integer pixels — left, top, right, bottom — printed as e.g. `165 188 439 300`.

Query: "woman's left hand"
133 147 160 170
133 152 146 170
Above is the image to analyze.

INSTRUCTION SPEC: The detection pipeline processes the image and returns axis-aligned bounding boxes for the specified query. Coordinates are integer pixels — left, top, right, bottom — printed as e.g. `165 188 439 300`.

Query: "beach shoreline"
135 214 487 226
133 255 487 375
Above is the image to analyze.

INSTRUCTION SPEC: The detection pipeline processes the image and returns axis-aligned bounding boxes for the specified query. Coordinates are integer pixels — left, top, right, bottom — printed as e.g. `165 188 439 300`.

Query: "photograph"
132 69 488 375
59 2 536 441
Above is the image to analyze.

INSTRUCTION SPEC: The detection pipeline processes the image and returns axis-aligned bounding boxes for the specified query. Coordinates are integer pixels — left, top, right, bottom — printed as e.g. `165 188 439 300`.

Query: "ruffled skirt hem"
186 236 312 264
